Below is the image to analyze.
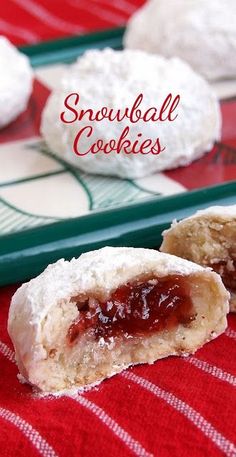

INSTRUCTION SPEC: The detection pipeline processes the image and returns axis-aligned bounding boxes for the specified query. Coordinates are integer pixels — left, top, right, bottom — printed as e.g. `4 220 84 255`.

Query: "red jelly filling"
210 260 236 290
68 275 195 343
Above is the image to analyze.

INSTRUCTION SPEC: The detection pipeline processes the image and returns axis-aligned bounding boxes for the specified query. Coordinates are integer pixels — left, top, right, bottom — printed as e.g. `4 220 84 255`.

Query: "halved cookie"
8 247 229 393
160 206 236 312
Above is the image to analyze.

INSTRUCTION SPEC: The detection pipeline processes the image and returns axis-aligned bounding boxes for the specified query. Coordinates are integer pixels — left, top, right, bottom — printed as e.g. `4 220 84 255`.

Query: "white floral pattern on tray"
0 137 186 235
1 62 235 237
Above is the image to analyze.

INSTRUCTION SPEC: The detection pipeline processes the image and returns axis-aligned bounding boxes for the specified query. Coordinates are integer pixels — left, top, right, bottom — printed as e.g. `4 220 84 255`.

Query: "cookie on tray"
0 36 33 129
124 0 236 81
41 48 221 179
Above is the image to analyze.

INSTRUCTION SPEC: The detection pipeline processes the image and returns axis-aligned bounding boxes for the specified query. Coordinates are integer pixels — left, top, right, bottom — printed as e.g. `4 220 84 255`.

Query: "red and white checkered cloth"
0 1 236 456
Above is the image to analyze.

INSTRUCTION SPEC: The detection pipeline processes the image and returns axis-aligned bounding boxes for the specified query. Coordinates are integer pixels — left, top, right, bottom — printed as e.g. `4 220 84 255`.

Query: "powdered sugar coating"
124 0 236 81
41 48 221 179
165 205 236 233
189 205 236 220
0 36 33 128
9 247 207 329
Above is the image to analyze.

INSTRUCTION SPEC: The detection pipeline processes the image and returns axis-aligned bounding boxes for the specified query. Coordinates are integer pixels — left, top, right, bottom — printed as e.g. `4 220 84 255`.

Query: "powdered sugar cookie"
41 48 221 179
161 206 236 312
8 247 229 393
124 0 236 81
0 36 33 129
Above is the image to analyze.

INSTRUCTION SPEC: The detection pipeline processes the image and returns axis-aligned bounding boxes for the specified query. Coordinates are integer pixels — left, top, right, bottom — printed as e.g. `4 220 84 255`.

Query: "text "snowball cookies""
60 92 180 156
41 49 220 179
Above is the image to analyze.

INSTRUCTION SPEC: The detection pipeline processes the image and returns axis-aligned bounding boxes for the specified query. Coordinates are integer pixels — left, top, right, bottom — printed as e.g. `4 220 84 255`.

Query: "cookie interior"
21 271 226 392
161 216 236 311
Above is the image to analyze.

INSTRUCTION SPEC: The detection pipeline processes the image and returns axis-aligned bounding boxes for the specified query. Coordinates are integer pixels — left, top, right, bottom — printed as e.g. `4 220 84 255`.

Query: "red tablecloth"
0 2 236 457
0 0 145 45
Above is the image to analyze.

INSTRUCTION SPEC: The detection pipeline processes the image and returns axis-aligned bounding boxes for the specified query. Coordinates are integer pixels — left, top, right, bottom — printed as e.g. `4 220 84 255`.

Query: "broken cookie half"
8 247 229 393
160 206 236 312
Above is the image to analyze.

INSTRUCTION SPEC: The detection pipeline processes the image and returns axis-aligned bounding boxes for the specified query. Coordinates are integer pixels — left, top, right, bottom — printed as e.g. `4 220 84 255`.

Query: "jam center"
68 275 195 343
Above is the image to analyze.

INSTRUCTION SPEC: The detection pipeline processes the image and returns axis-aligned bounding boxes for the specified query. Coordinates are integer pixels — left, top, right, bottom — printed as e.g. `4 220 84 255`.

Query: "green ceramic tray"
0 181 235 286
20 27 124 66
0 29 235 286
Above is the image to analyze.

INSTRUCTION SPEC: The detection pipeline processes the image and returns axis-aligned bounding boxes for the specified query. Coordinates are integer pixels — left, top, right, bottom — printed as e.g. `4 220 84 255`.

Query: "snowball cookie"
0 36 33 129
160 205 236 312
124 0 236 81
41 48 221 179
8 247 229 393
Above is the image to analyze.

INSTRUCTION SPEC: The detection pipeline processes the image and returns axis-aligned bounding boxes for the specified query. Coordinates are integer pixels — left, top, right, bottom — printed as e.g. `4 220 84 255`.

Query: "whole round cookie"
41 48 221 179
0 36 33 129
124 0 236 81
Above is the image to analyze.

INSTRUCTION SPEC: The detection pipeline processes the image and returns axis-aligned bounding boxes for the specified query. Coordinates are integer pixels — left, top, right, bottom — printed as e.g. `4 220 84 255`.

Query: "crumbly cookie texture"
8 247 229 393
41 48 221 179
0 36 33 128
160 205 236 311
124 0 236 81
